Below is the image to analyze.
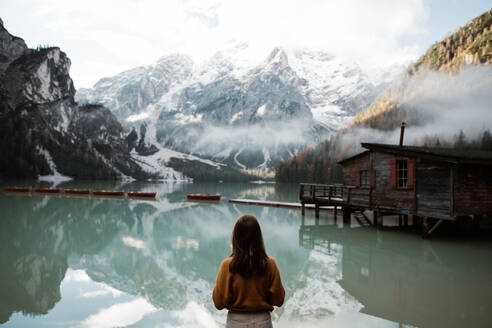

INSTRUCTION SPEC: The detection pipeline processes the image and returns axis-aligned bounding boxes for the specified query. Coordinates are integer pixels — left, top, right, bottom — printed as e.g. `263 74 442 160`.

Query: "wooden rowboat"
64 189 91 195
128 192 157 198
34 188 61 193
4 187 31 193
93 190 124 196
187 194 221 201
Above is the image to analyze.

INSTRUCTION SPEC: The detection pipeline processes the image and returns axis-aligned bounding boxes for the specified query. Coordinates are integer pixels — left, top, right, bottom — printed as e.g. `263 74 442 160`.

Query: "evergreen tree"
481 130 492 151
454 130 466 149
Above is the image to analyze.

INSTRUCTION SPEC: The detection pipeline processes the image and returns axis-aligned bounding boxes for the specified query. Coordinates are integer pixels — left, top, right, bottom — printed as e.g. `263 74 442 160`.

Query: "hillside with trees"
276 7 492 183
352 7 492 129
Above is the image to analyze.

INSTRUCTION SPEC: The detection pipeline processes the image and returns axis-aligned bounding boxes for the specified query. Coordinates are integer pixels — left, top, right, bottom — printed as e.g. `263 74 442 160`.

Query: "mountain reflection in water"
1 182 492 327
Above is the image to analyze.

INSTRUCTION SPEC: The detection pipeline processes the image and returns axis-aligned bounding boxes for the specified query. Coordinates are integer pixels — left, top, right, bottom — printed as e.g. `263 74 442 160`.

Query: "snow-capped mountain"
286 48 386 130
78 43 396 170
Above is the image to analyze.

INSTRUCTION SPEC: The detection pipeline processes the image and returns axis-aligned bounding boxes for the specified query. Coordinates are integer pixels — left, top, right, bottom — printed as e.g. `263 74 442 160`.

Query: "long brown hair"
229 214 269 277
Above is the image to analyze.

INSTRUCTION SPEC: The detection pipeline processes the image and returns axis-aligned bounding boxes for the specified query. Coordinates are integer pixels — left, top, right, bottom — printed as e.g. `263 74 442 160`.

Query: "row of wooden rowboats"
4 187 222 201
3 187 156 198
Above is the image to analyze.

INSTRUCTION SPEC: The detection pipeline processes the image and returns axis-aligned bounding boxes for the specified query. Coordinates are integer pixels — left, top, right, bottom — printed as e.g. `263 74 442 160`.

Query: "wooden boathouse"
300 125 492 236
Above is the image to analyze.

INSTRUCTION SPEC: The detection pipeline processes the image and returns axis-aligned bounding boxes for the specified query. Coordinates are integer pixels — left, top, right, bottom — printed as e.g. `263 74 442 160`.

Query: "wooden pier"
229 198 333 211
229 196 372 227
299 183 369 224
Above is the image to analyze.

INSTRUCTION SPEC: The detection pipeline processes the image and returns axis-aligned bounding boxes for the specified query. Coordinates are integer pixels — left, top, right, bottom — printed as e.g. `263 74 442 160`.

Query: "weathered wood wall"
341 153 371 207
350 188 370 207
341 150 492 220
371 152 414 212
342 152 370 186
416 161 451 219
455 164 492 216
342 152 415 212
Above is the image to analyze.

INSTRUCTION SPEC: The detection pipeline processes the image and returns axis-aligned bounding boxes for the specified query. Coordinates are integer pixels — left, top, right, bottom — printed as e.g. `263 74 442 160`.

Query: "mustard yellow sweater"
212 256 285 312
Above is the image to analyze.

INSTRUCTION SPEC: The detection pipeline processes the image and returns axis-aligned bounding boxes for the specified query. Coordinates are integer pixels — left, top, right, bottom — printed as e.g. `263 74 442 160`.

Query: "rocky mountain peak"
265 47 290 72
267 47 289 65
5 47 75 108
154 53 193 67
0 19 151 180
0 19 27 73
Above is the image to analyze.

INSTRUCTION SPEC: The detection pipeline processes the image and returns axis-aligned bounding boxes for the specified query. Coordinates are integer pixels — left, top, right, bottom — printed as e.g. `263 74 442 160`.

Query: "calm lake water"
1 181 492 328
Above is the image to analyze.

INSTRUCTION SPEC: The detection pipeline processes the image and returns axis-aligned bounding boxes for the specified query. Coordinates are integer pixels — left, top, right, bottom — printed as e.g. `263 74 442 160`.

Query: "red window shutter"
355 170 361 187
370 170 376 188
407 159 415 189
390 159 397 188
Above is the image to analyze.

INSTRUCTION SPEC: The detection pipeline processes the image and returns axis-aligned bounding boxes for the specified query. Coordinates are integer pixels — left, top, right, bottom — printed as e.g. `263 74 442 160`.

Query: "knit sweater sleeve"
212 258 233 310
268 257 285 307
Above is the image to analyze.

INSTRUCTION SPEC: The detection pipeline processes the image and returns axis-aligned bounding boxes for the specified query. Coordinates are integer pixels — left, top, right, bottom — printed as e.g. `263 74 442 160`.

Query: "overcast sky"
2 0 491 88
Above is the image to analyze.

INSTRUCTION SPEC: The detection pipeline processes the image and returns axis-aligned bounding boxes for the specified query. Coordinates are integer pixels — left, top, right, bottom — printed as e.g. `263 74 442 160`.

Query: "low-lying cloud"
338 65 492 156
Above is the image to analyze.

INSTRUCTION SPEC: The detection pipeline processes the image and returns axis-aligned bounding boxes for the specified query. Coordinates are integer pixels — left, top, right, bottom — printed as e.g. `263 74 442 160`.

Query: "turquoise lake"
1 181 491 327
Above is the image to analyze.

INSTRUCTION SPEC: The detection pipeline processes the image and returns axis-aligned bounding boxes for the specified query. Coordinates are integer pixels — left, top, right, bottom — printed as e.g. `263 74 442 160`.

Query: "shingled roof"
358 143 492 164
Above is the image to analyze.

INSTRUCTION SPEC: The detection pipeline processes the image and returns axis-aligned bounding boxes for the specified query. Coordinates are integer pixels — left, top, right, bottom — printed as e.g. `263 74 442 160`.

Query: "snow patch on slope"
37 146 72 184
36 61 51 100
126 112 150 123
233 147 247 169
130 101 225 180
256 148 270 170
256 104 267 117
280 247 361 322
311 105 352 130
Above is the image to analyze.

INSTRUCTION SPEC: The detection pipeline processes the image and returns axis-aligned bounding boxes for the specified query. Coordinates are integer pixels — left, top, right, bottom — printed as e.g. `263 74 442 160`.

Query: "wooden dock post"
422 217 430 238
378 213 384 230
342 207 351 224
334 206 338 221
301 202 305 216
413 216 421 231
315 204 320 219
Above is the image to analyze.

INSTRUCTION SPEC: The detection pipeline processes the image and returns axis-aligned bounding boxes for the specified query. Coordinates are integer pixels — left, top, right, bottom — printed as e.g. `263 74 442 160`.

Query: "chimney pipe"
399 122 406 147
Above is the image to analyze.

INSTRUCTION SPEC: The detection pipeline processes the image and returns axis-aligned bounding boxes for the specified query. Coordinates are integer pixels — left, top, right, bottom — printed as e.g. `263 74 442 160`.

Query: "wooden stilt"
373 211 378 228
315 204 320 219
343 207 351 224
422 217 430 238
428 219 443 235
414 216 421 231
404 215 408 227
301 202 305 216
398 214 402 227
378 214 383 230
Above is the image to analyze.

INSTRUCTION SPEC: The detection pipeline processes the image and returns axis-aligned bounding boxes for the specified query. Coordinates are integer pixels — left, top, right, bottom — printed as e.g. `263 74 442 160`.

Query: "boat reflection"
0 183 305 325
3 181 492 327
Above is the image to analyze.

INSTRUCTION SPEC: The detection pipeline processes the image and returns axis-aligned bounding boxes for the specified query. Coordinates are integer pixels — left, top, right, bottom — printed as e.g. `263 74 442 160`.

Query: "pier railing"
299 183 355 203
